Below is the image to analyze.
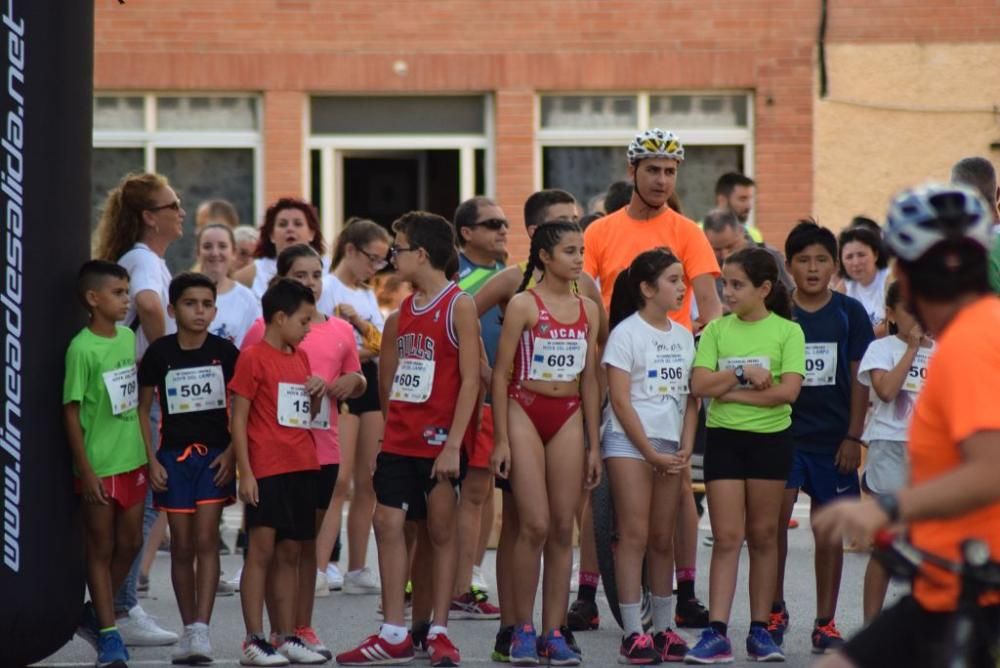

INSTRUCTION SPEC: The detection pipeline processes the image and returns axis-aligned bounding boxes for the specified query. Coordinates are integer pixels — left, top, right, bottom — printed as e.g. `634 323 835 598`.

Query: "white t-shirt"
857 335 934 442
846 267 890 328
118 243 175 359
251 256 332 299
317 273 385 347
601 312 695 441
210 282 261 349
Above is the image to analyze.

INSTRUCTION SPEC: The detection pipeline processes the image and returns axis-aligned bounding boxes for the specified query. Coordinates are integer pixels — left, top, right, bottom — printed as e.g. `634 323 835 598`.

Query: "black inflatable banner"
0 2 93 665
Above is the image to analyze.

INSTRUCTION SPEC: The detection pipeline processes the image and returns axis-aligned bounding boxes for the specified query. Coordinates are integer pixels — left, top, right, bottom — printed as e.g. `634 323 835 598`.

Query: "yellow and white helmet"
627 128 684 165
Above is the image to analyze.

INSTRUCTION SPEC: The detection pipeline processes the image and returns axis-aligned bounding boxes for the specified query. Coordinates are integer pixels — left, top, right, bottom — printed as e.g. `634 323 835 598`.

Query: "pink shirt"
242 316 361 465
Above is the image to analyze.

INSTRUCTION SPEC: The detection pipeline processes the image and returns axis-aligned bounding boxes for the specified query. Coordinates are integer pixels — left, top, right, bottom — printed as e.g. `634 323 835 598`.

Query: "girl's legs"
317 456 354 575
167 512 198 625
705 480 747 626
647 469 684 609
347 411 383 573
540 415 585 634
452 467 493 598
606 457 653 636
745 479 787 624
193 503 225 624
774 488 798 608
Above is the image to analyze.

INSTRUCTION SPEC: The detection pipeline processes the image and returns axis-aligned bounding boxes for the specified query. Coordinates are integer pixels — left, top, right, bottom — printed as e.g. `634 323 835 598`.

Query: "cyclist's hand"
812 497 888 547
834 438 861 474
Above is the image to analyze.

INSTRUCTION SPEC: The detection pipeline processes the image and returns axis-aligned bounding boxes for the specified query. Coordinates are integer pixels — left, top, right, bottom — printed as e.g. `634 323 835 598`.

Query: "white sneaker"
241 634 289 666
471 565 490 593
172 625 194 663
118 605 178 646
276 635 327 665
569 562 580 593
189 622 212 664
217 576 237 597
343 566 381 594
325 563 344 591
314 570 330 598
228 566 243 592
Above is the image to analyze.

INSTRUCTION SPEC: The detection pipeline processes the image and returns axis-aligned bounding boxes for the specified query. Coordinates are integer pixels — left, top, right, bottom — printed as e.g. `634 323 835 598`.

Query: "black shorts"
245 470 318 542
703 427 793 482
842 595 1000 668
495 475 512 493
316 463 339 510
344 360 380 416
373 451 466 521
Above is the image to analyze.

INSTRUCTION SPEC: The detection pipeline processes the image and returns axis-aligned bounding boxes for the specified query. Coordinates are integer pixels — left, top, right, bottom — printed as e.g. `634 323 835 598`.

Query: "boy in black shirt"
138 272 240 665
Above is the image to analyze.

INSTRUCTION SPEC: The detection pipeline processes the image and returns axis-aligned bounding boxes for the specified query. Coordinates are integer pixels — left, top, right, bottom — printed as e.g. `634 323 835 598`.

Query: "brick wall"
94 0 979 256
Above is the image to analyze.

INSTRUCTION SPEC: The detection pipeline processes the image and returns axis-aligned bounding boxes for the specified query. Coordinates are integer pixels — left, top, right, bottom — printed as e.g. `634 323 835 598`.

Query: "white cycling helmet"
884 182 993 262
627 128 684 165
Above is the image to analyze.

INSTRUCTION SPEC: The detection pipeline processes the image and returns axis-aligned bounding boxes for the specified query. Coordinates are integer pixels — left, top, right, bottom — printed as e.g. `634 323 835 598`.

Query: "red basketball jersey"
382 282 473 459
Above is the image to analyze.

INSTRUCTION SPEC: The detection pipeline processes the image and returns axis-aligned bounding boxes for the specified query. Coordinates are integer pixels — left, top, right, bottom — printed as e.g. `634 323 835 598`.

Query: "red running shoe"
427 633 461 667
335 633 415 665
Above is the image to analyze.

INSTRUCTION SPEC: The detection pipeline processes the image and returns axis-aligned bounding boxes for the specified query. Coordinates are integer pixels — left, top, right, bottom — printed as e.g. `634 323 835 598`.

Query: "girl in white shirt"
856 281 933 622
197 224 260 349
602 248 697 664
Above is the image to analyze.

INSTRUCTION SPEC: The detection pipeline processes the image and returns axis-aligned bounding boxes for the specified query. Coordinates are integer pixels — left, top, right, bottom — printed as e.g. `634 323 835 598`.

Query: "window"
92 94 262 273
538 93 752 222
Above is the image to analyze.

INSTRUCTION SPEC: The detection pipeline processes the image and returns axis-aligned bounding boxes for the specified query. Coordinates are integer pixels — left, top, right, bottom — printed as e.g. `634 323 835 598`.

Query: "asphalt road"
37 500 906 667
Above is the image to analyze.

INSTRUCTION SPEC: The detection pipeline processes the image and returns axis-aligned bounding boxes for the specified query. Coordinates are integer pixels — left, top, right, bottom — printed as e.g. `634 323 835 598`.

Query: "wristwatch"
733 364 746 386
875 493 901 523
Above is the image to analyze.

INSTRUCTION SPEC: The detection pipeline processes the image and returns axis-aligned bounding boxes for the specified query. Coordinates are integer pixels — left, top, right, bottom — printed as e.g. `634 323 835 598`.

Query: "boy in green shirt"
64 260 149 668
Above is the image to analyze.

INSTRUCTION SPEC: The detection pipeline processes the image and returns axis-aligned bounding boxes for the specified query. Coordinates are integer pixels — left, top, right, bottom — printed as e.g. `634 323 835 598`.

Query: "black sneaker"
412 619 431 659
492 624 514 662
673 597 710 628
560 626 582 658
566 598 600 631
652 629 689 662
619 632 659 665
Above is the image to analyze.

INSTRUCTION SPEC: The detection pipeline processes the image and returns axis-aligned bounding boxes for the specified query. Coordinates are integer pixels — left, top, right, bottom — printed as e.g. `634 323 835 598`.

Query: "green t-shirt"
63 326 147 478
694 312 806 433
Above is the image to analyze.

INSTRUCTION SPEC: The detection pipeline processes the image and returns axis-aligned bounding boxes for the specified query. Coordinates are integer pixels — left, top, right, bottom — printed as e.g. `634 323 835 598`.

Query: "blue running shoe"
76 601 100 651
538 629 580 666
96 629 129 668
511 624 539 666
683 628 733 664
747 626 785 662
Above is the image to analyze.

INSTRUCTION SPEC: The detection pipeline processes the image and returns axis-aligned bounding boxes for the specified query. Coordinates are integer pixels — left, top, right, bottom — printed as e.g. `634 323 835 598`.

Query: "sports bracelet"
845 435 865 445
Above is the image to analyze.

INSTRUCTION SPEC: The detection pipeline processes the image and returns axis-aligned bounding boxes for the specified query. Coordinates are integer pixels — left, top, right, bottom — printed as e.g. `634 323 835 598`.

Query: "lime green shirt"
63 326 147 478
694 312 805 433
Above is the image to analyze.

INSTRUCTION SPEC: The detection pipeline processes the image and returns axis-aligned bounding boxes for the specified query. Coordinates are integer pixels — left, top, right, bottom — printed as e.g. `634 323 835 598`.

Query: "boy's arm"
432 295 480 480
230 394 258 505
473 266 521 316
378 311 400 420
138 386 167 491
834 360 867 473
64 402 107 505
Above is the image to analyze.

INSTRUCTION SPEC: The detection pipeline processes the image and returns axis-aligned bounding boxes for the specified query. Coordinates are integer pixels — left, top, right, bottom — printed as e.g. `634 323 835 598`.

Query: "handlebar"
872 529 1000 589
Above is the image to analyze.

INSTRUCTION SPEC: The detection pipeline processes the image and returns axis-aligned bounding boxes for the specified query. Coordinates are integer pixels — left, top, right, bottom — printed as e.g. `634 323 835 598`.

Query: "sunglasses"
470 218 509 231
146 200 181 213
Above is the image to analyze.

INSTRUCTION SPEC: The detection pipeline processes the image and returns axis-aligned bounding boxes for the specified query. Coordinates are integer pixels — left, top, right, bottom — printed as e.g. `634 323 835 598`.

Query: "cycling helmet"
627 128 684 165
885 183 993 262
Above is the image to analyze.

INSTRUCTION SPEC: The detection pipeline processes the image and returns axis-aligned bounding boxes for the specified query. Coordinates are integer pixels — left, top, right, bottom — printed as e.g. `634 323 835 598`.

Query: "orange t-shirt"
908 296 1000 612
583 206 720 331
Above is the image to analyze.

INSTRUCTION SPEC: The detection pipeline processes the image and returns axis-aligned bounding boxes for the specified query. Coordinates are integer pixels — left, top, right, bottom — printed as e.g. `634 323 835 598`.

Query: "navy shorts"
152 444 235 513
786 448 859 506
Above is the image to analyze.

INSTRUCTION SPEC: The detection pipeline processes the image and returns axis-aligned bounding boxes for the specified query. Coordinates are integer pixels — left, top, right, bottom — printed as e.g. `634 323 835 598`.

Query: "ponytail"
725 247 790 319
765 279 792 320
515 220 580 295
94 172 169 261
608 247 681 330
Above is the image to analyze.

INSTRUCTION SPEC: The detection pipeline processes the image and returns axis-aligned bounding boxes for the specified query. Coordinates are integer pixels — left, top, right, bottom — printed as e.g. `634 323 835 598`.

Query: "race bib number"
311 396 332 430
719 356 771 389
391 358 435 403
528 338 587 382
103 365 138 416
803 343 837 387
645 352 690 396
903 350 932 394
277 383 312 429
165 365 226 415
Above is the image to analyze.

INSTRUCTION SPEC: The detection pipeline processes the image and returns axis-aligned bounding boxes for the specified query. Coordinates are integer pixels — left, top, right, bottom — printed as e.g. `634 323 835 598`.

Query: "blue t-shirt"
457 253 504 366
790 291 875 453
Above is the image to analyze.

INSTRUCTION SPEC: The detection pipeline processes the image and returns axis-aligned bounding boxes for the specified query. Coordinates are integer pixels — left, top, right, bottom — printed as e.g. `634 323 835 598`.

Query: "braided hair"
516 220 583 294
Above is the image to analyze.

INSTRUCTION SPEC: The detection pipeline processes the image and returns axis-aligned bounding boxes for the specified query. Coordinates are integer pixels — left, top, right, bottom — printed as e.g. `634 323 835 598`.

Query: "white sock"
620 602 643 637
379 623 408 644
652 595 674 633
427 625 448 639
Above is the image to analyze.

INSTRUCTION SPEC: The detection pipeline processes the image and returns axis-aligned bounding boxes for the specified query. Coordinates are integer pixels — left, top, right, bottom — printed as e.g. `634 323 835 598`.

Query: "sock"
427 625 448 640
379 623 408 644
98 626 118 635
619 602 643 637
577 570 599 603
651 595 673 634
676 568 696 600
710 621 727 637
816 616 832 627
750 621 767 630
771 601 785 614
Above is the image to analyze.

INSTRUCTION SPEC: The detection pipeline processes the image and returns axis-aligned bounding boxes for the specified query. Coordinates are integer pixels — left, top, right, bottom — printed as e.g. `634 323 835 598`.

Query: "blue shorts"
153 444 236 513
786 448 859 506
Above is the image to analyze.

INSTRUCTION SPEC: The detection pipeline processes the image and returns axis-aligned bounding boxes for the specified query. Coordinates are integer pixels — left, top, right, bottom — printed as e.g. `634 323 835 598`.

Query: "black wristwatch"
875 493 901 523
733 364 746 386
